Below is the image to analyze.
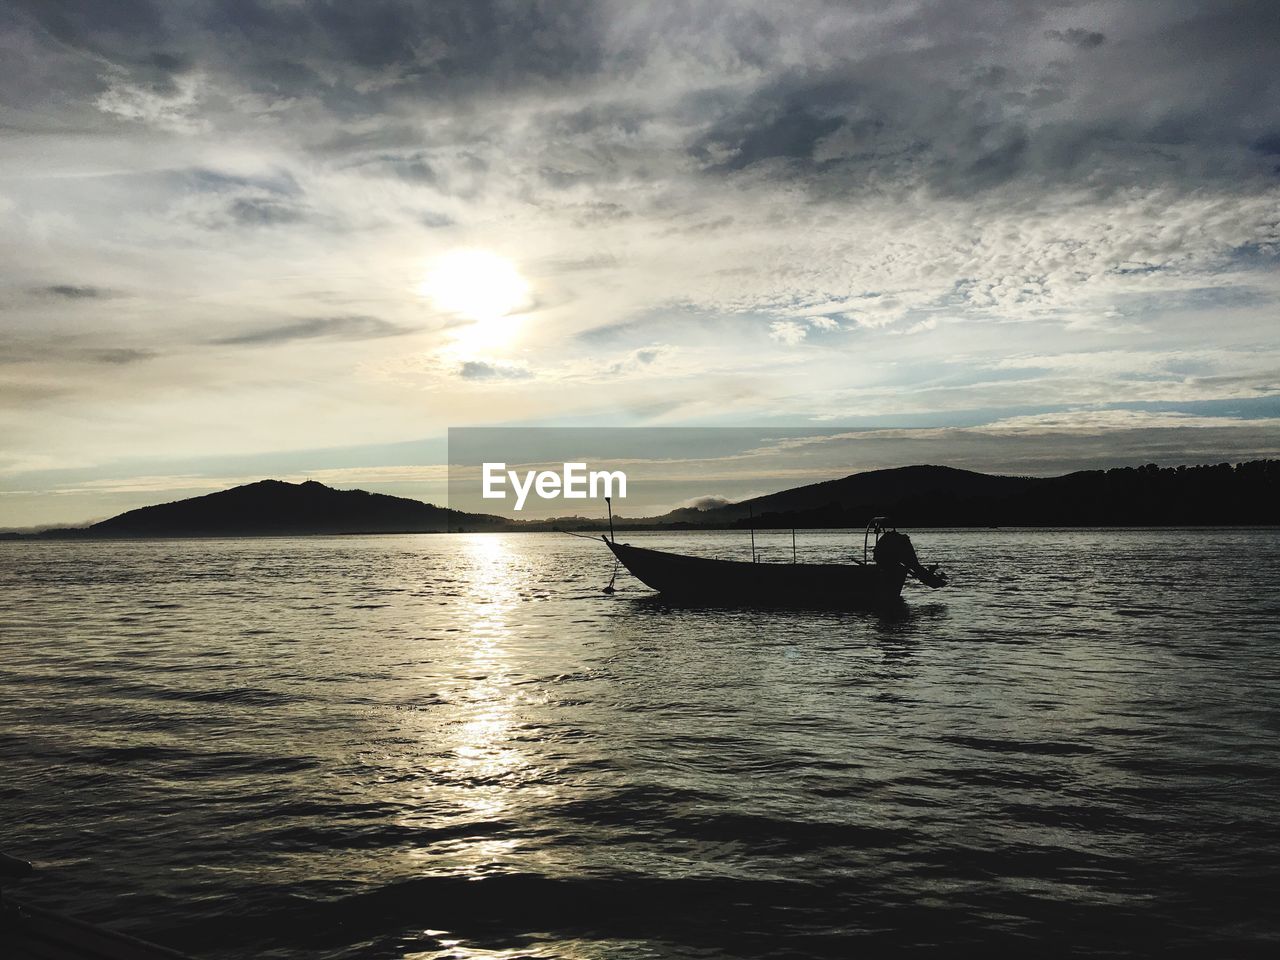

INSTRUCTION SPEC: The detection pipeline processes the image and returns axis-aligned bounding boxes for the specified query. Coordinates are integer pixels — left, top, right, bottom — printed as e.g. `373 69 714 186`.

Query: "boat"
603 518 947 606
1 852 194 960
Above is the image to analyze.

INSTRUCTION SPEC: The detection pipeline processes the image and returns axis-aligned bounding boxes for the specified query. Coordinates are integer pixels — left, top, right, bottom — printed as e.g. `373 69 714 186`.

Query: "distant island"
3 461 1277 540
650 461 1280 530
2 480 508 539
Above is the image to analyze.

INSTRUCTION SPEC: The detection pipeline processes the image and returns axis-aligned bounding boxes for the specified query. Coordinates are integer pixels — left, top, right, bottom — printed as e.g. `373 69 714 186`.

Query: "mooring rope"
603 556 620 594
557 529 621 591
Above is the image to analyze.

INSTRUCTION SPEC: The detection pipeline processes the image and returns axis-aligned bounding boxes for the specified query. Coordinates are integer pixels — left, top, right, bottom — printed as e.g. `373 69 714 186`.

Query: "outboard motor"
874 530 948 588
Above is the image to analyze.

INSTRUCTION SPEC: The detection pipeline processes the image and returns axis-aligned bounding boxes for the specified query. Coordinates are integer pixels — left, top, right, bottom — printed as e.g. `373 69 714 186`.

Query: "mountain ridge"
81 478 504 537
5 461 1278 539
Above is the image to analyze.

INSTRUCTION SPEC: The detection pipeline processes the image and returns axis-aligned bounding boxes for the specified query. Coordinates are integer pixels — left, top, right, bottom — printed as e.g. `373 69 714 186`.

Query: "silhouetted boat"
604 519 947 606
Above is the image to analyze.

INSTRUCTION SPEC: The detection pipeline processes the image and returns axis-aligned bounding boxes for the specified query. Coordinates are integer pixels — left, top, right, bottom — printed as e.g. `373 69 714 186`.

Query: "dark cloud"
381 157 437 183
311 125 426 158
458 360 531 380
5 1 1275 200
186 0 608 112
341 152 438 183
672 4 1279 197
245 57 325 97
710 109 844 172
10 0 167 55
123 50 195 97
86 347 155 365
146 51 189 73
1045 28 1106 48
15 0 598 84
0 0 603 136
546 102 652 139
214 316 409 346
34 284 115 299
224 196 307 227
0 342 154 365
1251 133 1280 156
4 0 188 126
690 76 857 172
931 124 1031 195
182 168 300 195
159 168 311 228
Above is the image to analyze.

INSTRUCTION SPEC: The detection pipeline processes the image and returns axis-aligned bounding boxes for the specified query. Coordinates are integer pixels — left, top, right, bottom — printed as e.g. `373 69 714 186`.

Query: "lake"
2 529 1278 958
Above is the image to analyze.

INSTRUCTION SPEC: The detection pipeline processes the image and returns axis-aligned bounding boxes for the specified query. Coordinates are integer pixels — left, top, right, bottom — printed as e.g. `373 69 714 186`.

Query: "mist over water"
2 529 1278 958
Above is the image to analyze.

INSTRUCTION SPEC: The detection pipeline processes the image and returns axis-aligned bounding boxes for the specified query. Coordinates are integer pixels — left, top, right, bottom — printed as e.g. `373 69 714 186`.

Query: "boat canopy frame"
863 516 891 563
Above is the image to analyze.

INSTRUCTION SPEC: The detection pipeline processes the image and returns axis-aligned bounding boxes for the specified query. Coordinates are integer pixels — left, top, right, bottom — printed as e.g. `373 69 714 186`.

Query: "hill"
82 479 504 537
634 461 1280 529
655 464 1034 526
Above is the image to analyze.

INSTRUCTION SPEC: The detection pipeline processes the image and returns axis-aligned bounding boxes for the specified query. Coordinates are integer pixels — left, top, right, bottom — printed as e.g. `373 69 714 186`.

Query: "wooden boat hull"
605 539 908 607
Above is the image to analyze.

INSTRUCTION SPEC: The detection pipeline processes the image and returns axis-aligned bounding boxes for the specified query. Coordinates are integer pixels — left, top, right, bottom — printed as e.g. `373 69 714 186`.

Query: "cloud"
888 318 938 336
0 341 154 366
168 171 310 230
224 196 307 227
85 347 156 365
769 320 808 345
458 360 532 380
679 494 734 510
95 64 204 132
34 285 115 299
974 408 1280 436
606 345 670 375
696 103 844 172
214 316 409 346
1044 28 1106 49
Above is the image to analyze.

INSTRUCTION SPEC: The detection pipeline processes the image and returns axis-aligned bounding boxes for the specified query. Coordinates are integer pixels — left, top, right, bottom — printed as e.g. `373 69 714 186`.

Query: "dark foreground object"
605 525 946 606
1 854 192 960
2 901 194 960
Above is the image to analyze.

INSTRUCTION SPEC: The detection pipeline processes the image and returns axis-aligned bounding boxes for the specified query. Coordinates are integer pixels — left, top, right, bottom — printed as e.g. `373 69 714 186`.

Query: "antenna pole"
605 497 615 543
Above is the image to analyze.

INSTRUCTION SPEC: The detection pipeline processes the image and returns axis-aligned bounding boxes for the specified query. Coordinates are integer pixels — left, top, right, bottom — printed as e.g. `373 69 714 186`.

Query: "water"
2 529 1278 958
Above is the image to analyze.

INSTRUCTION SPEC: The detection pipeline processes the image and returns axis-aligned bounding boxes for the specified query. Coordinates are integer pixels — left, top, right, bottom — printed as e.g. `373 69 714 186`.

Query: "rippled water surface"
2 529 1279 958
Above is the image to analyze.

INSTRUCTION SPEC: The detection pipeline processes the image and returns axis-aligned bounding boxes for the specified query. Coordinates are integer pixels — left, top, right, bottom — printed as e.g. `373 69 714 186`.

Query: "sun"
419 249 530 323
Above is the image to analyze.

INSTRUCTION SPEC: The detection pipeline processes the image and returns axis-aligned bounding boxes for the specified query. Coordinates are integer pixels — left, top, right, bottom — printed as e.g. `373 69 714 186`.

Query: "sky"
1 0 1278 527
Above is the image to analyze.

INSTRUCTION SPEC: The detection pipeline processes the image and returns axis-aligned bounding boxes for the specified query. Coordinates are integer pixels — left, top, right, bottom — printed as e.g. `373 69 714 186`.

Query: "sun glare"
420 249 530 324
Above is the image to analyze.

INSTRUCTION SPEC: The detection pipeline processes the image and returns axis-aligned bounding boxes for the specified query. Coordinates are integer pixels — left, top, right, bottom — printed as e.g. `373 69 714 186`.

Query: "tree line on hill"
682 461 1280 529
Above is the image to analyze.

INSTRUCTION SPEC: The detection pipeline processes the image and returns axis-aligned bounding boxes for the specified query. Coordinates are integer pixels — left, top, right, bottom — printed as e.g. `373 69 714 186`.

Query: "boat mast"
749 504 757 562
605 496 615 543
